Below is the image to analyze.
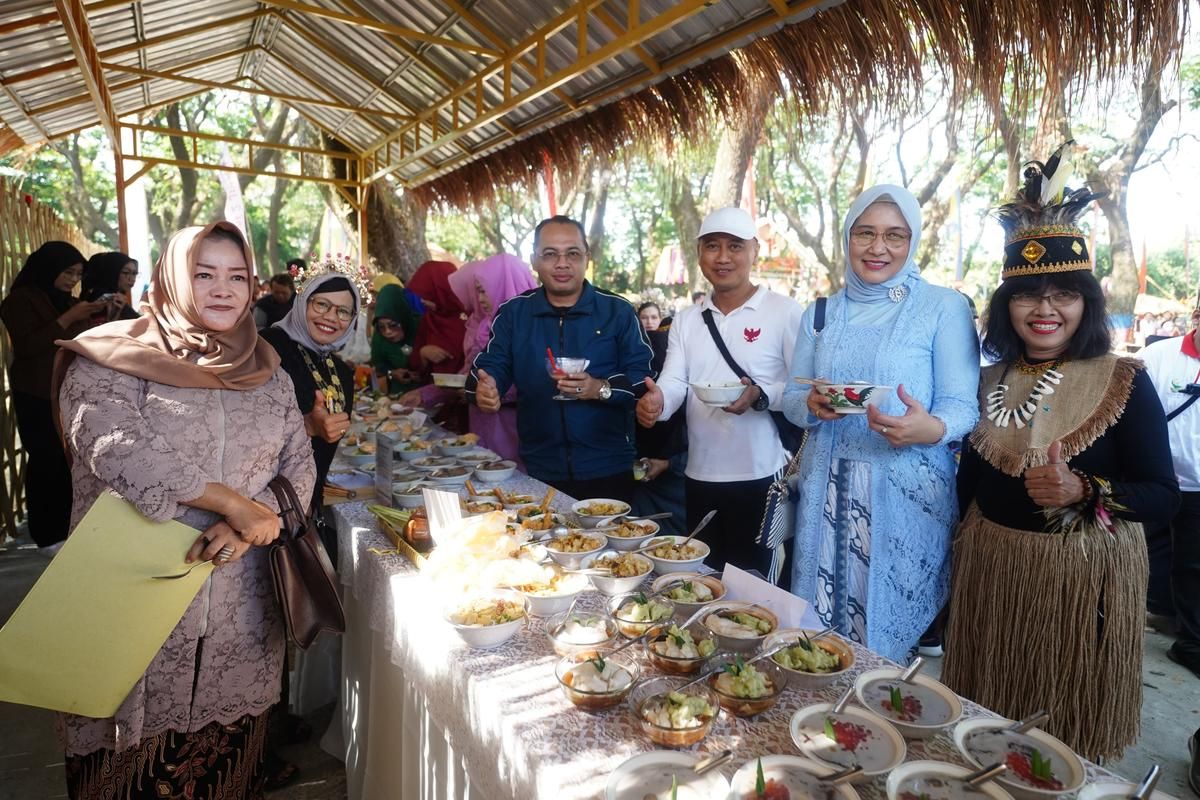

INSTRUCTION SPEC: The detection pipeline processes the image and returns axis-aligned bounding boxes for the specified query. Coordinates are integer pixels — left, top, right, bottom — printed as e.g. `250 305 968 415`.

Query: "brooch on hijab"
887 284 910 303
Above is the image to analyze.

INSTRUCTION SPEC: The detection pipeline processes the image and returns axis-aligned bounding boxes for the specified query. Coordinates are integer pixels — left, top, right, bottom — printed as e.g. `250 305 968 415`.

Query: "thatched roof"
414 0 1188 209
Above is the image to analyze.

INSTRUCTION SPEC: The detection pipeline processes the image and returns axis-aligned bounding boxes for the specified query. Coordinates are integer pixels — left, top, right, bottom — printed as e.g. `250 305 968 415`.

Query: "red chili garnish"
1005 751 1064 791
828 719 872 752
880 692 924 722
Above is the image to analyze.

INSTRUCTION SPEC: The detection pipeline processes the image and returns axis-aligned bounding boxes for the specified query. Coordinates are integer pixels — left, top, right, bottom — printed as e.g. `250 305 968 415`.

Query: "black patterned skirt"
64 711 268 800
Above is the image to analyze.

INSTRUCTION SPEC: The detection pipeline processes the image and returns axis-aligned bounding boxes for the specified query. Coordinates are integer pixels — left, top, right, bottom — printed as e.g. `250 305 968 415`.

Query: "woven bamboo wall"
0 180 99 541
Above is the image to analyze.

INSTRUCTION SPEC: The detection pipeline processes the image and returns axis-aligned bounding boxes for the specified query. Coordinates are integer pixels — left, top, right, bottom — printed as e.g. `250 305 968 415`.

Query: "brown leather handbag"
267 476 345 649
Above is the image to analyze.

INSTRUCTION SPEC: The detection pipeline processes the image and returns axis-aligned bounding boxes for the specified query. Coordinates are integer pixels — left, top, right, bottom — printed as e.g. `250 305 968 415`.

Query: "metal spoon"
820 765 864 785
1128 764 1161 800
1009 709 1050 733
631 509 717 555
964 763 1008 788
831 684 854 714
900 655 925 684
673 640 793 694
693 749 734 776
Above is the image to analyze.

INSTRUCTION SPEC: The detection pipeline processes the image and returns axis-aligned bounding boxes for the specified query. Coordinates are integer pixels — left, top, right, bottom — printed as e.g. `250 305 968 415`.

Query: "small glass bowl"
630 676 719 747
607 592 676 639
544 609 619 657
707 656 788 717
643 622 719 675
555 650 641 711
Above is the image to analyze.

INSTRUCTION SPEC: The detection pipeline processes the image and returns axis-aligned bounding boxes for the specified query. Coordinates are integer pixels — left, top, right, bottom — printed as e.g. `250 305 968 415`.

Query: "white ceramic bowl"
515 572 590 617
854 667 963 738
572 498 632 528
700 602 778 653
789 702 907 782
888 761 1015 800
954 717 1086 800
543 530 608 569
392 478 425 495
463 496 504 515
444 590 528 649
426 466 473 485
602 518 660 551
605 750 729 800
392 488 426 508
729 755 862 800
457 450 499 465
812 382 893 415
474 460 517 482
581 550 654 596
431 372 467 388
763 628 855 691
650 572 726 618
395 444 434 461
411 455 459 471
691 382 745 406
342 451 376 467
641 535 710 574
1078 783 1178 800
435 437 479 456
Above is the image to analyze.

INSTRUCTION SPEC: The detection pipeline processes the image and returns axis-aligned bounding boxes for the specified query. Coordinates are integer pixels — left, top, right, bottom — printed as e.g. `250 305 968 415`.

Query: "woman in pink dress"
52 221 315 799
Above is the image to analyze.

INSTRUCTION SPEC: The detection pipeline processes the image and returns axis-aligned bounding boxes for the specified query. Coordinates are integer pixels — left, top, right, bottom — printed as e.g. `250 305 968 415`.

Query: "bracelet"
1070 468 1094 506
931 416 947 443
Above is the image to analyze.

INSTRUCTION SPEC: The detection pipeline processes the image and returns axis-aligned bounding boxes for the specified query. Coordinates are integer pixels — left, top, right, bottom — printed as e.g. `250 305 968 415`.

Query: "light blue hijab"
842 183 922 305
272 273 360 355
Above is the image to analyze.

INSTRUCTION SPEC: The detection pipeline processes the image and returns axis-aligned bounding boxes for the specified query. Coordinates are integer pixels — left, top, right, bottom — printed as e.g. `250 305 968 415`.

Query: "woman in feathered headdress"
942 146 1179 761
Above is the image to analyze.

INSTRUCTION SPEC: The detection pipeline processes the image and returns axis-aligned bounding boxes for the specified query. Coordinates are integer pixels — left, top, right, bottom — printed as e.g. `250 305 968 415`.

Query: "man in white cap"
637 206 804 584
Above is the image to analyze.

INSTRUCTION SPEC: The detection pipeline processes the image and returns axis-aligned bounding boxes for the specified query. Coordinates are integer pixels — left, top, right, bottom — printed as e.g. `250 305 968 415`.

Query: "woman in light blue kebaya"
782 184 980 662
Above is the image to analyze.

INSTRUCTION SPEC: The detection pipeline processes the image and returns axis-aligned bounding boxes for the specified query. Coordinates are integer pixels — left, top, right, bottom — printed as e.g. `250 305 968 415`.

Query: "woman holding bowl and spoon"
942 154 1178 761
781 184 980 663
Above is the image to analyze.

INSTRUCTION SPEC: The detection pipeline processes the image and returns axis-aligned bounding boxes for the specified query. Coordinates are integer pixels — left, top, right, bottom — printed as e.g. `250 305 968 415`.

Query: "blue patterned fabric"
782 280 980 661
815 458 872 645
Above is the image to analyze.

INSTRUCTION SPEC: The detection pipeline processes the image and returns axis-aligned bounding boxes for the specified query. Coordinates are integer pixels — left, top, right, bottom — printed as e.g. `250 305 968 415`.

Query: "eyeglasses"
850 227 911 247
537 248 587 265
375 319 403 331
1010 290 1083 308
309 296 354 321
119 269 138 277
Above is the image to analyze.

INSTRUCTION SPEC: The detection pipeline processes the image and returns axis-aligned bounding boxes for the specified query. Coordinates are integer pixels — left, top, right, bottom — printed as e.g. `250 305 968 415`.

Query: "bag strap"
700 308 748 381
813 296 827 334
268 476 307 537
1167 392 1200 423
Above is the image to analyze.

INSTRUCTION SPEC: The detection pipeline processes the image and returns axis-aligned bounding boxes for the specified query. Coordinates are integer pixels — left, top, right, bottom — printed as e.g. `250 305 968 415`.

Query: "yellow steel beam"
252 0 500 58
122 122 358 161
124 154 363 188
768 0 790 15
54 0 119 150
101 62 414 121
366 0 711 182
44 86 213 144
2 9 272 85
26 45 259 117
401 0 824 188
592 7 660 75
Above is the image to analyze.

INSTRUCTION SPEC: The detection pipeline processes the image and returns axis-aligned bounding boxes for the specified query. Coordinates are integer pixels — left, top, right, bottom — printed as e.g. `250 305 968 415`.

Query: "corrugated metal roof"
0 0 831 185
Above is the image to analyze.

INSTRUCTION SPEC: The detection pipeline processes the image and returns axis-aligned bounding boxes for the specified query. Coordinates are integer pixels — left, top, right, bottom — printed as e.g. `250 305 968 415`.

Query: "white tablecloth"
328 480 1121 800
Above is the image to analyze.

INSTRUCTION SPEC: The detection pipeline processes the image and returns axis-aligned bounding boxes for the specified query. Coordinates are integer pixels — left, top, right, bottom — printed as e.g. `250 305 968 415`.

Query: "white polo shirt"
657 285 804 482
1140 332 1200 491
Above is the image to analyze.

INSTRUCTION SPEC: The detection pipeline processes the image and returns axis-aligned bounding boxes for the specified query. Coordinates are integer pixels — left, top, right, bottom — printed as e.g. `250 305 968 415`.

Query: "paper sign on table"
721 563 822 630
0 492 211 717
374 432 397 504
422 487 464 545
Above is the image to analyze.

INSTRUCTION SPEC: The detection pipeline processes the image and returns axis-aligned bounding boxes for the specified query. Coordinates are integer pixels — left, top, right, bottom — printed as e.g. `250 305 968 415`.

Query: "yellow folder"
0 492 212 717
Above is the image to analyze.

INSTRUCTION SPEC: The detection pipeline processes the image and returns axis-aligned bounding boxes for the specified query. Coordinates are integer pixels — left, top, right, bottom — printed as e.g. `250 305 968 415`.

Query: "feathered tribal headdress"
995 140 1106 281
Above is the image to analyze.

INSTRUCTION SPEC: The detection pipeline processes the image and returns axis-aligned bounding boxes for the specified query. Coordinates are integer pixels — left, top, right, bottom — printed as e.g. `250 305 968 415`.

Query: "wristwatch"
751 384 769 412
598 380 612 400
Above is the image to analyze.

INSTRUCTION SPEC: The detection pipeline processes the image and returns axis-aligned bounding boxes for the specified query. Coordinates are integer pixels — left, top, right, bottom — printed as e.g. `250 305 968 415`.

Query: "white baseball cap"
697 207 757 240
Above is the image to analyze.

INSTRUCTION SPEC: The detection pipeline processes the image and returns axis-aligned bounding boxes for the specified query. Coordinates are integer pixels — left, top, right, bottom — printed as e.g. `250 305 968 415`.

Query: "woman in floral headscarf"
53 221 314 799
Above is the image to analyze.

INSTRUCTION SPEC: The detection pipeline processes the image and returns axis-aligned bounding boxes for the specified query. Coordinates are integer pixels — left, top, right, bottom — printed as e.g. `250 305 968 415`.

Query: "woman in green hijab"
370 283 420 392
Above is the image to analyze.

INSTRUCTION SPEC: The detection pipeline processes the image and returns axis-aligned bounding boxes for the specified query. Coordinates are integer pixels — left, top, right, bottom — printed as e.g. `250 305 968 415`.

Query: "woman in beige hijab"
53 221 315 799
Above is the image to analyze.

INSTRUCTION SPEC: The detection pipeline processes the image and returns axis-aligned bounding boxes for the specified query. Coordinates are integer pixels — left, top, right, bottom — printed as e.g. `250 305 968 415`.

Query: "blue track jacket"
466 281 653 482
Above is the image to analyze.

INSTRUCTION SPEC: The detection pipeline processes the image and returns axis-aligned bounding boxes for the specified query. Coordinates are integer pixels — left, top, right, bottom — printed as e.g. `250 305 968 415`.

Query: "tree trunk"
1096 190 1138 322
588 170 610 261
165 104 199 230
366 187 430 280
705 83 773 212
266 175 289 271
668 173 702 292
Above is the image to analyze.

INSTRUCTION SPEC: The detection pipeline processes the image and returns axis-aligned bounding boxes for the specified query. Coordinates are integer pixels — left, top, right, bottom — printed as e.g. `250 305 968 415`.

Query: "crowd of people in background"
5 152 1200 796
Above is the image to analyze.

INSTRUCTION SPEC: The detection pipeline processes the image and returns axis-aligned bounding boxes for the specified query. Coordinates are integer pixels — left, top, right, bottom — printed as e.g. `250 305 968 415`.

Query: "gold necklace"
298 345 346 415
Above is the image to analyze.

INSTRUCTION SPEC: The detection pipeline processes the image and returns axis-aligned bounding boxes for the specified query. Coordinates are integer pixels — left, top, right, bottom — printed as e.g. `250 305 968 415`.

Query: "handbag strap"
1167 392 1200 423
268 476 307 538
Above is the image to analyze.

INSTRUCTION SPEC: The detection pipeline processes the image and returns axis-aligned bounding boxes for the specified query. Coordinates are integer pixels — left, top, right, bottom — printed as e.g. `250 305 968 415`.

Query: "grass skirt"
64 711 268 799
941 504 1146 762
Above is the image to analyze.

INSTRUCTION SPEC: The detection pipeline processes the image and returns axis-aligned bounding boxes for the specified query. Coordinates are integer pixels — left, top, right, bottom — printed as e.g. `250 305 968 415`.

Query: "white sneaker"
36 541 65 558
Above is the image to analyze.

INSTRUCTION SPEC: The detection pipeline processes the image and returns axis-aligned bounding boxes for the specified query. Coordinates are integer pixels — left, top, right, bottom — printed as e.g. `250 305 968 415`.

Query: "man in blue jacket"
466 215 652 503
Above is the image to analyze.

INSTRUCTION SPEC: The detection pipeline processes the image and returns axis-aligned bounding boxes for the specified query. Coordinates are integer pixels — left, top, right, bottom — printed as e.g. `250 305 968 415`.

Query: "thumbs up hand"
1023 439 1087 507
475 369 501 412
308 389 351 444
636 376 664 428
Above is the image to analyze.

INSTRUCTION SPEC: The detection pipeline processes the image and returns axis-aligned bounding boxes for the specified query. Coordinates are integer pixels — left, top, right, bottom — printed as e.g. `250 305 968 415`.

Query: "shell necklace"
985 358 1063 429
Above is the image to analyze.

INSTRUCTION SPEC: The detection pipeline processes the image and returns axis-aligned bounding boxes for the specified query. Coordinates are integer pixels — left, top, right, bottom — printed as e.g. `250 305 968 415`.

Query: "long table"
327 478 1121 799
